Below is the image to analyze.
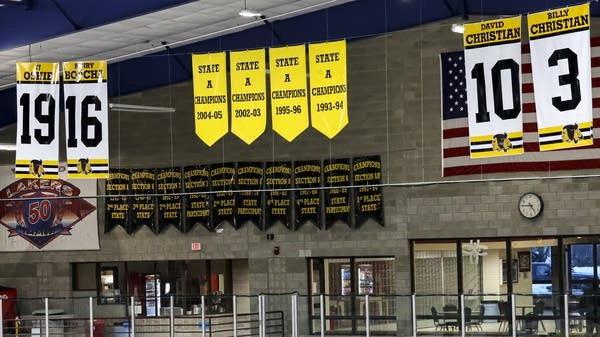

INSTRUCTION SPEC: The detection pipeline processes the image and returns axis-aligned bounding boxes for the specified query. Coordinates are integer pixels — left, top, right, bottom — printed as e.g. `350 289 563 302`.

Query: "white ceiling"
0 0 355 89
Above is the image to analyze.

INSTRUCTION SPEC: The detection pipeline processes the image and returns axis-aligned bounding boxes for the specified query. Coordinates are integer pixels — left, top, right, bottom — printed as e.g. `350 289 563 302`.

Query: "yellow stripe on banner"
539 120 593 151
63 60 107 83
67 159 109 165
309 40 348 139
16 62 59 83
538 121 593 134
15 159 59 165
230 49 267 145
68 172 108 179
192 52 229 146
269 44 309 142
471 147 524 158
528 3 589 39
469 131 523 142
15 159 60 179
464 16 521 48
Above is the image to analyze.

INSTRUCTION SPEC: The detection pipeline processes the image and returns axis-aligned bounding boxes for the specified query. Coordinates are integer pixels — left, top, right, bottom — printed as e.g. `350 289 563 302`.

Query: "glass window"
99 266 120 304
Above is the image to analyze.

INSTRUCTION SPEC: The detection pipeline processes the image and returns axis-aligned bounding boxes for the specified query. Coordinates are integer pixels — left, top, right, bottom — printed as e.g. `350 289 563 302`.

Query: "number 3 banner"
464 16 523 158
62 60 109 178
528 3 593 151
15 62 60 179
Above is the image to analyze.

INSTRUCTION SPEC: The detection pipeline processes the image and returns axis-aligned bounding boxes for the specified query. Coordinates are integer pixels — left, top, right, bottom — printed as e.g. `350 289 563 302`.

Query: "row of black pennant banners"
104 155 383 234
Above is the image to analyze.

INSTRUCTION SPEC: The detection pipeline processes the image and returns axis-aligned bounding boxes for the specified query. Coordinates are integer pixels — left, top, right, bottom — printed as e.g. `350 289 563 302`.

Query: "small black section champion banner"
104 169 131 233
294 160 321 230
265 161 292 230
130 168 156 233
353 156 383 227
236 162 263 230
324 158 351 228
211 163 236 229
183 165 211 232
156 167 183 233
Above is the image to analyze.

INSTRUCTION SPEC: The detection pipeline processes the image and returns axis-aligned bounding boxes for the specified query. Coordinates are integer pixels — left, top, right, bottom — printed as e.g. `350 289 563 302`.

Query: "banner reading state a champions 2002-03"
528 3 593 151
63 60 109 178
15 62 60 179
464 16 523 158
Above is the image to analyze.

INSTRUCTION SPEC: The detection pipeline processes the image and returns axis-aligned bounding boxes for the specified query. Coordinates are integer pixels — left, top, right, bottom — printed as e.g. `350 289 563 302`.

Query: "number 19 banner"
464 16 523 158
63 60 109 178
528 3 593 151
15 62 60 179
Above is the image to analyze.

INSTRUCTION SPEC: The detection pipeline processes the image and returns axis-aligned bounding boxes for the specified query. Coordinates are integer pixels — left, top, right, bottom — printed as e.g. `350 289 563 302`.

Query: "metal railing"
0 292 595 336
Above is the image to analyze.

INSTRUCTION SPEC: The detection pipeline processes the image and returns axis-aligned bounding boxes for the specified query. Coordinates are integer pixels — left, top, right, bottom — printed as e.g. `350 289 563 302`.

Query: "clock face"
519 193 543 219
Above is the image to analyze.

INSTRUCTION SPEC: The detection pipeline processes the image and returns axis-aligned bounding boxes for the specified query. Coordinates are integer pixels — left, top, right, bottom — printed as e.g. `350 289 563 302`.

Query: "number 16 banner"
62 60 109 178
15 62 60 179
464 16 523 158
528 3 593 151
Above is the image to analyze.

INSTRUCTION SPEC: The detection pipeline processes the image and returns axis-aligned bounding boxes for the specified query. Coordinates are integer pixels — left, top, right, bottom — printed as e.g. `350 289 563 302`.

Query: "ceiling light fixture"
239 0 261 17
108 103 175 113
451 23 464 34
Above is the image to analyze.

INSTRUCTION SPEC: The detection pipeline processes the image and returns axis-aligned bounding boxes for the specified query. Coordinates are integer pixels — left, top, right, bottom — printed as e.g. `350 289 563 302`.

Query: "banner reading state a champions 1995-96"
15 62 60 179
528 3 593 151
63 60 109 178
464 16 523 158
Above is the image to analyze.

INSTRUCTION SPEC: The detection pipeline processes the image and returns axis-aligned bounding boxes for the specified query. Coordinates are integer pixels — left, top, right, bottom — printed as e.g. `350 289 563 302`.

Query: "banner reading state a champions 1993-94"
464 16 523 158
309 40 348 139
528 3 593 151
15 62 60 179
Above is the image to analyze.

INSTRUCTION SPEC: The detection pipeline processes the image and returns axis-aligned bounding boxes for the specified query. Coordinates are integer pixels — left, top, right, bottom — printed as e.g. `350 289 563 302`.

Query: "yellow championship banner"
192 52 229 147
309 40 348 139
229 49 267 145
63 60 109 178
464 16 521 49
269 45 309 142
528 3 589 40
15 62 60 179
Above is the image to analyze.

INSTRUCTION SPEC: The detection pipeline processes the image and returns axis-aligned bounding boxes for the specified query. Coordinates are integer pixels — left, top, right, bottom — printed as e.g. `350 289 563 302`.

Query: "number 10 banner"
464 16 523 158
528 3 593 151
15 62 60 179
62 61 109 178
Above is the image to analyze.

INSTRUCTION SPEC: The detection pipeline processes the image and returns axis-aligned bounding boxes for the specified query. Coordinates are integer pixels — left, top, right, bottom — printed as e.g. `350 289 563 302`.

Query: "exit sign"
191 242 202 251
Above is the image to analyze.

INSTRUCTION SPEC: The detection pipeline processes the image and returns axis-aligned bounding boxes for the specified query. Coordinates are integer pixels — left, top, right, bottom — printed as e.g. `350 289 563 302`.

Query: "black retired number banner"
236 162 263 229
156 168 183 233
15 62 60 179
104 169 131 233
464 16 523 158
528 3 593 150
63 60 109 178
324 159 351 228
294 160 321 230
183 165 211 231
130 169 156 233
353 156 383 227
211 163 236 229
265 162 292 230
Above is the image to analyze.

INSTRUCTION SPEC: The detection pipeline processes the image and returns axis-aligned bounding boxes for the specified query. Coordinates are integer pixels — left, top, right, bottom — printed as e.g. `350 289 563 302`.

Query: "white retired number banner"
63 60 109 178
528 3 593 151
464 16 523 158
15 63 60 179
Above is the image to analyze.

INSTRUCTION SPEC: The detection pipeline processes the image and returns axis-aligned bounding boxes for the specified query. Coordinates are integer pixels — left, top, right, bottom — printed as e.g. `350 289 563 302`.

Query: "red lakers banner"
15 62 60 179
0 167 98 251
192 53 229 146
269 45 309 141
308 40 348 139
528 3 593 150
230 49 267 144
464 16 523 158
63 60 109 178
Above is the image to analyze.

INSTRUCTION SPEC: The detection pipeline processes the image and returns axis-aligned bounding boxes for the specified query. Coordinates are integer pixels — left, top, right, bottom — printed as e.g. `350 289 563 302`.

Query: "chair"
533 299 546 332
498 300 511 331
431 306 450 331
522 312 539 334
466 304 485 331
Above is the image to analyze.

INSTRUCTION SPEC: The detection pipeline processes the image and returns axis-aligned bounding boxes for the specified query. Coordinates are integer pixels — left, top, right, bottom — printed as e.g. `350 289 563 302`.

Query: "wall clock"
518 192 543 219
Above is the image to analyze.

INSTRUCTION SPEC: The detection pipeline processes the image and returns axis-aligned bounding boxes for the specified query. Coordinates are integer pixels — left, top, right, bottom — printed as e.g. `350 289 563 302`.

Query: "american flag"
441 38 600 177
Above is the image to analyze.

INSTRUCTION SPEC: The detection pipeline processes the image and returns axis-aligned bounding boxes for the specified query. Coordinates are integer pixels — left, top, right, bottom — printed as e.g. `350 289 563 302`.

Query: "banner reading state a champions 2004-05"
464 16 523 158
15 63 60 179
63 60 109 178
230 49 267 145
528 3 593 151
192 53 229 147
309 40 348 139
